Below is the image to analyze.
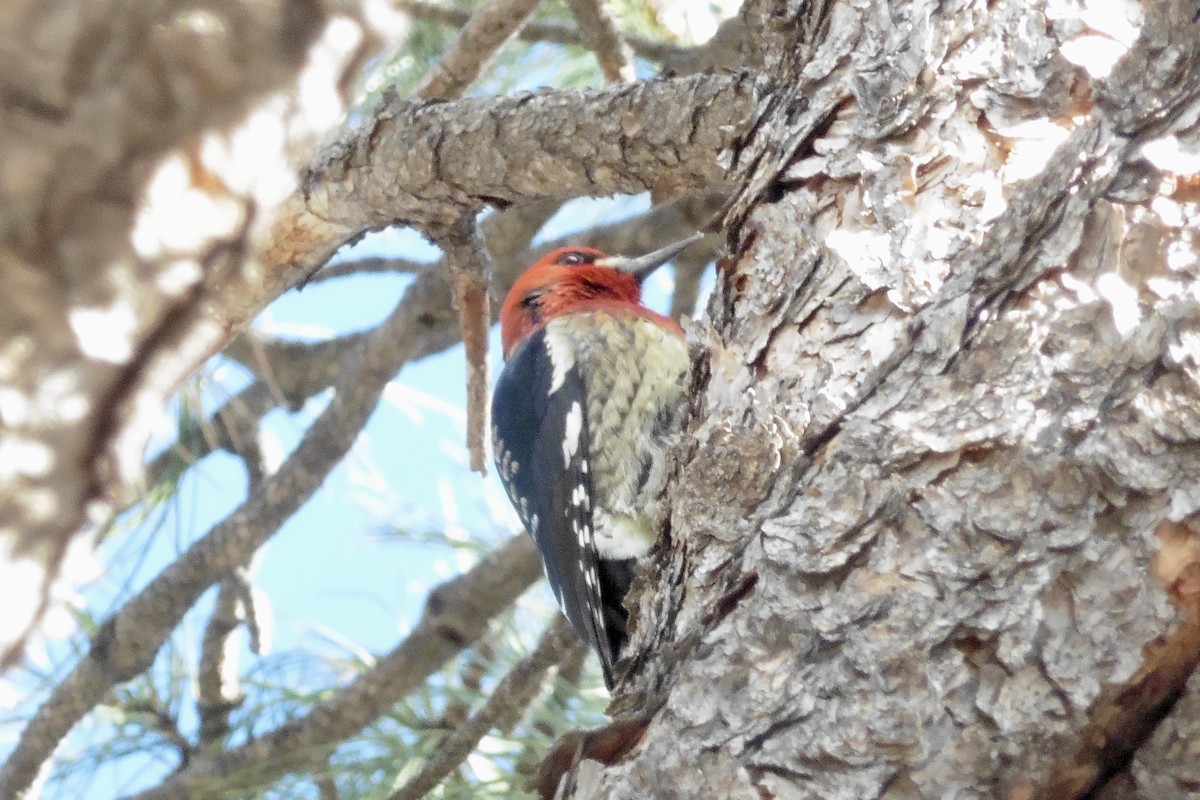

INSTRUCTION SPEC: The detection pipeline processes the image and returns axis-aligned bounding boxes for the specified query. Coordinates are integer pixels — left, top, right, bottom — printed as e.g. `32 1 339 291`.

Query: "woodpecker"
492 233 703 688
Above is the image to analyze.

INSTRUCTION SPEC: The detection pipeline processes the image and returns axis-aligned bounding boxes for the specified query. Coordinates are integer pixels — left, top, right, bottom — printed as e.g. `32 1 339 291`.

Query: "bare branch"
414 0 544 100
394 0 687 63
196 572 254 747
122 535 544 800
223 334 364 410
264 71 760 290
123 700 194 765
386 615 580 800
0 280 452 798
315 769 340 800
305 255 428 285
563 0 635 82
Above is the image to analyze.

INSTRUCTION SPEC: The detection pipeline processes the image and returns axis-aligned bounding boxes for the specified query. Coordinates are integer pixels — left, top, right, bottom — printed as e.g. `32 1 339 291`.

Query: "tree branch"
263 70 760 291
196 571 253 747
563 0 635 82
123 699 194 766
435 215 494 473
304 255 428 285
386 615 581 800
394 0 687 64
122 535 544 800
414 0 544 100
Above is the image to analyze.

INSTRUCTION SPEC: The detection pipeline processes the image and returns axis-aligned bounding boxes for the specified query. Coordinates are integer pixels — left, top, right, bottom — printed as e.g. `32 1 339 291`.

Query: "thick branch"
264 71 761 287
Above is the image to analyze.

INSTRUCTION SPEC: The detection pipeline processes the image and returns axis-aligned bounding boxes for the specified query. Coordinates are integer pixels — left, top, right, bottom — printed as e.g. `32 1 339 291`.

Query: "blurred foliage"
30 593 605 800
2 2 724 799
354 0 689 111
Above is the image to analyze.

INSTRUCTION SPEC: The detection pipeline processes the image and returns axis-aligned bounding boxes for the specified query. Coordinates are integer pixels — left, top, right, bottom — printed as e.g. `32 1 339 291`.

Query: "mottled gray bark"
579 1 1200 799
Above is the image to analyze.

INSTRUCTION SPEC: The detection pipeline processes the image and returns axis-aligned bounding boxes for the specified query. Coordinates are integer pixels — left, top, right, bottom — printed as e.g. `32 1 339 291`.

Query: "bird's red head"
500 247 637 358
498 235 703 358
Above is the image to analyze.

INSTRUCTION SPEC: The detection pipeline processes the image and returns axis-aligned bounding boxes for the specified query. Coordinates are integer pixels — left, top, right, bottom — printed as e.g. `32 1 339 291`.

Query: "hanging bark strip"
439 215 494 473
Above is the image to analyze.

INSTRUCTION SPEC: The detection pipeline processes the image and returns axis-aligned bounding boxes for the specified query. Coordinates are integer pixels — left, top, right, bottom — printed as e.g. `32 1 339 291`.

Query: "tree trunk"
587 2 1200 798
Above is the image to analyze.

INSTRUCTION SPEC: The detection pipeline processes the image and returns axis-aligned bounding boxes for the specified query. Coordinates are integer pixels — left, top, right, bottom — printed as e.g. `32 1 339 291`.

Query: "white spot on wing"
552 582 566 613
543 328 575 394
562 401 582 466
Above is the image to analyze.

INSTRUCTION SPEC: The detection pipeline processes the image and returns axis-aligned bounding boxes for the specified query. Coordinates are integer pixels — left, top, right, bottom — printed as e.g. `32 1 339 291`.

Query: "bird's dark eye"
521 291 545 317
556 250 596 266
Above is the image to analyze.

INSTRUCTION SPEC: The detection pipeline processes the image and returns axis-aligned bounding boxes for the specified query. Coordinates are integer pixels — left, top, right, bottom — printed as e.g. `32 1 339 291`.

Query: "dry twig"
414 0 543 100
122 536 543 800
563 0 636 82
387 615 581 800
395 0 686 63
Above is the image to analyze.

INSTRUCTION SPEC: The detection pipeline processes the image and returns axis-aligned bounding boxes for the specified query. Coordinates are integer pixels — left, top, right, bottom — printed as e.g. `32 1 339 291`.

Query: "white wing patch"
562 401 582 466
543 327 576 395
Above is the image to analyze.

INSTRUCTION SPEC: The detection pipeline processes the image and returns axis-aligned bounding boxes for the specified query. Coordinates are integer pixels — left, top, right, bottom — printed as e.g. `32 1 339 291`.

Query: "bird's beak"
596 232 706 282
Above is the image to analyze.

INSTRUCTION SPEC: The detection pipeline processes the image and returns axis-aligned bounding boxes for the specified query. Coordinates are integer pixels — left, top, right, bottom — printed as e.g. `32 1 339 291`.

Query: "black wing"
491 329 616 685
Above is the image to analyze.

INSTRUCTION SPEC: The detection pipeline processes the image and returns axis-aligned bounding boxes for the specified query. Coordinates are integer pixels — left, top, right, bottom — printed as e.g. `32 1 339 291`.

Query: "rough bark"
580 1 1200 799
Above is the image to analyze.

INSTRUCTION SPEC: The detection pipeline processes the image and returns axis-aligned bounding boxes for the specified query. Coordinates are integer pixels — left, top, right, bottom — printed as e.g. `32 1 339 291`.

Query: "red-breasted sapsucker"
492 234 702 688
